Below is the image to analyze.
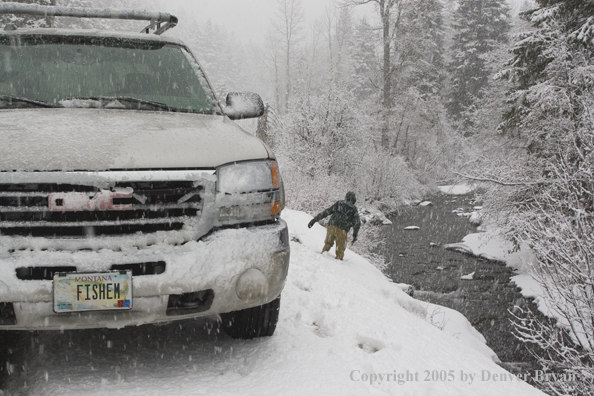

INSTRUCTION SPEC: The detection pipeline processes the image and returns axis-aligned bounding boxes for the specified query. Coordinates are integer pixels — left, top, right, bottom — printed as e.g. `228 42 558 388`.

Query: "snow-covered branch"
454 172 548 187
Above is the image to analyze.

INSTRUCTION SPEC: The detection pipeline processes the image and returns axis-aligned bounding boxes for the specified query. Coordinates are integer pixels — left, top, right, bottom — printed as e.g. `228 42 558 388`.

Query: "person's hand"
308 220 315 228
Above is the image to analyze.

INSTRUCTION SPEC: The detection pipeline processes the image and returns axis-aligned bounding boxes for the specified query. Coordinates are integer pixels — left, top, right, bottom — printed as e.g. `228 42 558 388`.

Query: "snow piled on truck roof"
5 209 546 396
0 28 184 45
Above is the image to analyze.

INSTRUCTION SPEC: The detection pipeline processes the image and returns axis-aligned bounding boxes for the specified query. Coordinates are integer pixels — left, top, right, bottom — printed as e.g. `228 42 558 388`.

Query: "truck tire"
221 296 281 339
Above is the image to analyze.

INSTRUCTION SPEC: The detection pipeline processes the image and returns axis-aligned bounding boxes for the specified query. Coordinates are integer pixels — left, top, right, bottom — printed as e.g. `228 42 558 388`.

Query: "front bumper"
0 220 290 330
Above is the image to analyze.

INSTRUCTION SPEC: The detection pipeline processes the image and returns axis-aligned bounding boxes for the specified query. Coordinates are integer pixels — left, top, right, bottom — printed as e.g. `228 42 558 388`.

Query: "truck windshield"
0 36 220 113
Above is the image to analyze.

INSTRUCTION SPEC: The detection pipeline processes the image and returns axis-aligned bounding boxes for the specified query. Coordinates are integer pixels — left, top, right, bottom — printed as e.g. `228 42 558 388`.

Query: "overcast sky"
157 0 528 44
157 0 374 43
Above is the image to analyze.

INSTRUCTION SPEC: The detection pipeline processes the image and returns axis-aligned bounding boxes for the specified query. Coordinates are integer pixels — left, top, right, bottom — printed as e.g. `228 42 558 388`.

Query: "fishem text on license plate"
53 271 132 313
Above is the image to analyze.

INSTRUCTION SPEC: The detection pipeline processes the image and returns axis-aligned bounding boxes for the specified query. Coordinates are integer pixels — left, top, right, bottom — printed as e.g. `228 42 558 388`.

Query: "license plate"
53 271 132 313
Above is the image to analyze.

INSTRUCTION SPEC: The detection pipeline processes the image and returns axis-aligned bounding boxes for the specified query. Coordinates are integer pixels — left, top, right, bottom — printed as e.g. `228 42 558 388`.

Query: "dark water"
378 193 543 373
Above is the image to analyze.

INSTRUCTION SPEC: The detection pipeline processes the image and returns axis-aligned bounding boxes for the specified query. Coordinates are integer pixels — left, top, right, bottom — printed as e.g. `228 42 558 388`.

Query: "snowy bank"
437 184 475 195
6 210 546 396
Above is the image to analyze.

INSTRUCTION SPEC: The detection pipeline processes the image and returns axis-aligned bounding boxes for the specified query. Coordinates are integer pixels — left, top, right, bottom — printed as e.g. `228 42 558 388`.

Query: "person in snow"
308 191 361 260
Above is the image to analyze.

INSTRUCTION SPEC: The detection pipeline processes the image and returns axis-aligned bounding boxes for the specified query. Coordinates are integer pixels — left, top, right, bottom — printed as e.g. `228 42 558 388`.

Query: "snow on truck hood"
0 108 269 171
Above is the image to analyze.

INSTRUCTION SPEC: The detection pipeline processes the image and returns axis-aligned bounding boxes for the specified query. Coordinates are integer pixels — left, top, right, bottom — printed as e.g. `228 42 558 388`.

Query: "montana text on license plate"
53 271 132 313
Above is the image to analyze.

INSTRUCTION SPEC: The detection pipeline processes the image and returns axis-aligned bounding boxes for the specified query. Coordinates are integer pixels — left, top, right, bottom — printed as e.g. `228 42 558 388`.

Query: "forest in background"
0 0 522 209
2 1 594 395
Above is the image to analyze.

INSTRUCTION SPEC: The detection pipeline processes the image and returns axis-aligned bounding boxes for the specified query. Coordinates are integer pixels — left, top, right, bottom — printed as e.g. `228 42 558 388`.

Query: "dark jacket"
311 192 361 239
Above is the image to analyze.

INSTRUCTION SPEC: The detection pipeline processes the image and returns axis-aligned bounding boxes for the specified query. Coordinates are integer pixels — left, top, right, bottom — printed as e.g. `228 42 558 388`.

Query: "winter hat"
345 191 356 204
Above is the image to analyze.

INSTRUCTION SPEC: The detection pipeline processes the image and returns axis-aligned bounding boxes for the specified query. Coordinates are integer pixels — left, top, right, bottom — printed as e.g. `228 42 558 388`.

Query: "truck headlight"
216 160 284 225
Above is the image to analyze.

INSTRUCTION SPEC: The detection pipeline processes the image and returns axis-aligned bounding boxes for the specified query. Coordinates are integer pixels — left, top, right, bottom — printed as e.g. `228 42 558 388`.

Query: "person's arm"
352 212 362 243
308 203 336 228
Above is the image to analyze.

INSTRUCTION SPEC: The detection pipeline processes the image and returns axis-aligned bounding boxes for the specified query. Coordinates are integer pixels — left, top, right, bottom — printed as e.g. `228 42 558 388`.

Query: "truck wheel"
220 296 281 339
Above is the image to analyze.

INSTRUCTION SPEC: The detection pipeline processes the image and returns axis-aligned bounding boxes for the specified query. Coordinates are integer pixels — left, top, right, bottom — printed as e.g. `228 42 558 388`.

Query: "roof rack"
0 2 178 35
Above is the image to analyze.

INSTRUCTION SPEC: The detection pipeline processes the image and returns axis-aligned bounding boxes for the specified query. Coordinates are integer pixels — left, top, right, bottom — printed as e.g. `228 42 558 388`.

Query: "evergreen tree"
393 0 445 97
195 21 227 95
500 0 594 136
349 18 379 102
346 0 400 149
387 0 457 177
485 2 594 395
446 0 510 122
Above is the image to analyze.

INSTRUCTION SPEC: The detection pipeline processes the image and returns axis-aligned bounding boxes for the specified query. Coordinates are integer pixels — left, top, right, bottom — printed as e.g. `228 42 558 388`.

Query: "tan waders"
321 225 348 260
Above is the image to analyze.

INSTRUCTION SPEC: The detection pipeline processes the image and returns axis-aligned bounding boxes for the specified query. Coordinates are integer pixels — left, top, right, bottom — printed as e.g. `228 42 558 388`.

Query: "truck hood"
0 109 270 171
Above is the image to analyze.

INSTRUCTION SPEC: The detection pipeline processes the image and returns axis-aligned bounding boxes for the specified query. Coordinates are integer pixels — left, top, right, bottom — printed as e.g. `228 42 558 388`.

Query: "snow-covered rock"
443 242 474 255
359 207 392 225
452 206 483 226
395 283 414 296
461 271 475 280
469 211 482 225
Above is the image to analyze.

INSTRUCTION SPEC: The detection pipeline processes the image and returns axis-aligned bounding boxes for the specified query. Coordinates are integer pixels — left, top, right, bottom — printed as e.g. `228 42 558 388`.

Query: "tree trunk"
380 0 392 149
285 43 291 112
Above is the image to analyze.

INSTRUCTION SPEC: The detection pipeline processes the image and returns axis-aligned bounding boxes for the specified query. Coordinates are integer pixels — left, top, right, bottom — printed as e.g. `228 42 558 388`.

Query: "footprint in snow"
357 335 386 354
309 322 327 338
292 279 311 292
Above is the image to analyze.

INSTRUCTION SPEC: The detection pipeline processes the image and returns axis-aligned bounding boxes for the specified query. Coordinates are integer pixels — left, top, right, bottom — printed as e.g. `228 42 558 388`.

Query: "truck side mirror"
224 92 265 120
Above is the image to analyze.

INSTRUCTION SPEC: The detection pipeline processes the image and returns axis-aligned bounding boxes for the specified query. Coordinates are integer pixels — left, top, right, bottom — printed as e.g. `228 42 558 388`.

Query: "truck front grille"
0 181 202 237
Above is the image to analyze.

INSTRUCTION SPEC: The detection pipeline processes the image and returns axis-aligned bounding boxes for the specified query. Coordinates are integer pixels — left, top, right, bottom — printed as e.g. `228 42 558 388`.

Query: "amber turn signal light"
271 201 281 216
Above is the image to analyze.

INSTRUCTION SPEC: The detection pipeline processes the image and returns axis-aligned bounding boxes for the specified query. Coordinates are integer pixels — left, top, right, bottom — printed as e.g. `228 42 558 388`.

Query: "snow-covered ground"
3 209 546 396
437 184 475 196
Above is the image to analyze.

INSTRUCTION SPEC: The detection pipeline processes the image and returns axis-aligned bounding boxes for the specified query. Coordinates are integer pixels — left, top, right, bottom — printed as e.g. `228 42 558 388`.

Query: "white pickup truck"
0 2 289 339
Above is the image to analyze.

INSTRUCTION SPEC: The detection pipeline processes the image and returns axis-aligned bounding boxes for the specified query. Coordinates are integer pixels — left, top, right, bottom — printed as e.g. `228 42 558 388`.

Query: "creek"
377 193 543 375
